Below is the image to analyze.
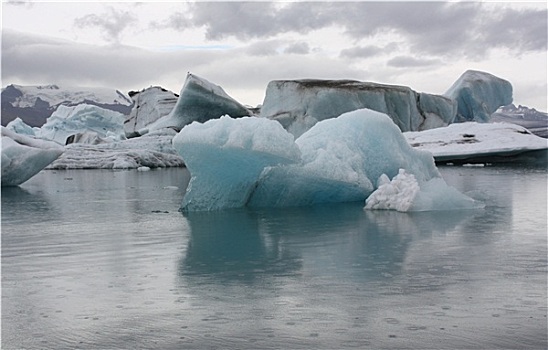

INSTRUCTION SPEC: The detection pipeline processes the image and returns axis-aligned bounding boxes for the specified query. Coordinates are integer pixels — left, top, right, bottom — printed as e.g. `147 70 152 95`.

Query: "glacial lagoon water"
2 166 547 349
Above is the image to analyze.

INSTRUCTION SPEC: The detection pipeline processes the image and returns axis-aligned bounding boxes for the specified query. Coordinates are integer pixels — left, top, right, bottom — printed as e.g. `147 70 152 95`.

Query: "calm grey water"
2 166 547 349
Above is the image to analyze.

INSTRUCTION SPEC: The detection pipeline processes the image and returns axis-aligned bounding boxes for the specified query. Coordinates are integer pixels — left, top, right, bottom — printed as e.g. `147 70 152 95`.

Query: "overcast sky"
2 1 547 110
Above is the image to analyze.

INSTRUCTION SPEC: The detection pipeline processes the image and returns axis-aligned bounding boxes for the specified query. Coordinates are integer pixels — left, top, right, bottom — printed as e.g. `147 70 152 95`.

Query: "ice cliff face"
1 127 64 186
260 79 457 137
444 70 513 123
145 73 252 133
1 84 133 127
125 86 179 137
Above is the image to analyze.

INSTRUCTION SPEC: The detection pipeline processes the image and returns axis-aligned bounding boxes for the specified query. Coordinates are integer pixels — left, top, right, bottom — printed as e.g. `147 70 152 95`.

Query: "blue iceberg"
38 104 126 144
173 109 482 212
173 116 301 211
260 79 457 138
146 73 252 134
445 70 513 123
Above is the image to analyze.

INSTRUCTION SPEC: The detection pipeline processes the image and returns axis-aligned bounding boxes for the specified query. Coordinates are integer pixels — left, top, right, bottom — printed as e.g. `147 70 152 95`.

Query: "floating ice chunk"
445 70 513 123
365 169 482 212
147 73 252 133
249 109 440 207
172 116 301 211
1 127 64 186
405 121 548 164
174 109 480 211
364 170 420 212
48 131 183 169
37 104 126 144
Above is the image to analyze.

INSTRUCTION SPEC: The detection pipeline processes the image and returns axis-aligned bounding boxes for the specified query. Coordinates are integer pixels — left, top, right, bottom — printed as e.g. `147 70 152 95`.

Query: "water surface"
2 166 547 349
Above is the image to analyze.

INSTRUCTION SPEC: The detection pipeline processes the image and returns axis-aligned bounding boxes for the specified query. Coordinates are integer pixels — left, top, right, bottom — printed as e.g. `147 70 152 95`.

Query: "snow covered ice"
405 122 548 164
174 109 480 212
1 127 64 186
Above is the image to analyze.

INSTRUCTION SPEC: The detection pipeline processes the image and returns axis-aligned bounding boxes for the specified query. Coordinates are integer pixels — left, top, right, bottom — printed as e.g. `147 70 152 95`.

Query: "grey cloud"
284 42 310 55
244 40 281 57
164 2 336 40
1 30 364 104
387 56 442 68
165 2 546 59
479 9 547 54
1 30 215 91
74 6 137 43
340 45 384 59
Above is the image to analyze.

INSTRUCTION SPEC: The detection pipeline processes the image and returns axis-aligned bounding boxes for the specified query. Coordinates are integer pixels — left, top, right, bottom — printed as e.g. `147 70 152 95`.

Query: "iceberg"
124 86 178 137
174 108 478 211
37 104 126 145
65 131 111 145
249 109 440 207
445 70 513 123
260 79 456 137
1 83 133 128
6 117 36 136
1 127 64 186
405 121 548 164
172 116 301 211
364 169 482 212
145 73 252 134
49 129 184 170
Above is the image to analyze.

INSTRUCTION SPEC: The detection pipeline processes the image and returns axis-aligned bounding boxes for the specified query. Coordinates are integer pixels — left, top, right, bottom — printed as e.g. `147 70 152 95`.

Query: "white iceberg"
445 70 513 123
6 117 36 136
124 86 178 137
49 129 184 170
260 79 456 137
37 103 126 145
1 127 64 186
174 108 478 211
145 73 252 134
405 122 548 164
364 169 482 212
173 116 301 211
